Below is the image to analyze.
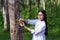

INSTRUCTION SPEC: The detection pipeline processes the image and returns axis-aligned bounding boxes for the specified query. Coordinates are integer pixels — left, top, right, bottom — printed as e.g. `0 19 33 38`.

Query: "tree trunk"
29 0 31 18
53 0 57 12
8 0 24 40
43 0 45 10
27 0 29 6
29 0 31 12
50 0 53 15
41 0 46 10
3 0 9 30
35 0 40 10
27 0 31 18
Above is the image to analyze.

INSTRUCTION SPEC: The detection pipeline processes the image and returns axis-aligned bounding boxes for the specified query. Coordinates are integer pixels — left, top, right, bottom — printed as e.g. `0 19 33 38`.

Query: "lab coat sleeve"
35 23 46 35
27 19 38 25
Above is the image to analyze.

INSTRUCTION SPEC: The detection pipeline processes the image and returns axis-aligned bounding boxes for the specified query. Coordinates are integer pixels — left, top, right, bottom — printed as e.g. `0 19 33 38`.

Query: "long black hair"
38 10 48 36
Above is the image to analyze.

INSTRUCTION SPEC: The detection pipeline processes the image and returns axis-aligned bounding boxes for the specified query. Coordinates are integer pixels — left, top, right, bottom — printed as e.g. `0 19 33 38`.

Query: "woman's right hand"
19 20 25 27
18 18 25 26
19 18 28 24
19 18 24 22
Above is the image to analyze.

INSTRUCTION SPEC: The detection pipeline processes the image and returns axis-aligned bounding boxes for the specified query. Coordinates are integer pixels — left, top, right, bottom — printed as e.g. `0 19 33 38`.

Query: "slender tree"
40 0 45 10
27 0 32 18
53 0 57 12
0 0 1 6
42 0 45 10
27 0 29 6
35 0 40 10
50 0 52 14
8 0 24 40
2 0 9 30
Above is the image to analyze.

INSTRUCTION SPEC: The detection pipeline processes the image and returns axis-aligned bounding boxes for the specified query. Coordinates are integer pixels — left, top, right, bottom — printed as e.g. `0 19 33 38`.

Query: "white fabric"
28 19 46 40
31 30 35 34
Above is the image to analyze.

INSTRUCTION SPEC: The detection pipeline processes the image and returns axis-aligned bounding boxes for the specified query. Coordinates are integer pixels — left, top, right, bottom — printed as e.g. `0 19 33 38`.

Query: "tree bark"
8 0 24 40
50 0 53 15
3 0 9 30
35 0 40 10
27 0 31 18
42 0 45 10
41 0 46 10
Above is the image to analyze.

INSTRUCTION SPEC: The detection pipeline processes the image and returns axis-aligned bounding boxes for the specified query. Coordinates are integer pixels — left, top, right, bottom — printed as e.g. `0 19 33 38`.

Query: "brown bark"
8 0 24 40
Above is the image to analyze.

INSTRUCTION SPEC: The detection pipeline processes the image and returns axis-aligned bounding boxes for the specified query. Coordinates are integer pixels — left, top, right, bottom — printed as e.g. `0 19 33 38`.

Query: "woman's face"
38 12 44 21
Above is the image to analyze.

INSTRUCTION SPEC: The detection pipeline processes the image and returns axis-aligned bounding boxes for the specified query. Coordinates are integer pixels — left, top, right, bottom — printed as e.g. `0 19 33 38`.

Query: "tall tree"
0 0 3 6
27 0 32 18
53 0 57 12
50 0 56 15
40 0 45 10
42 0 45 10
0 0 1 6
8 0 24 40
35 0 40 10
2 0 9 30
29 0 32 18
27 0 29 6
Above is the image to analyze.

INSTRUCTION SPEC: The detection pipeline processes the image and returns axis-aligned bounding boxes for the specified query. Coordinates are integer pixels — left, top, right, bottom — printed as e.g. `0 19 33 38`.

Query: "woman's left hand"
19 20 25 27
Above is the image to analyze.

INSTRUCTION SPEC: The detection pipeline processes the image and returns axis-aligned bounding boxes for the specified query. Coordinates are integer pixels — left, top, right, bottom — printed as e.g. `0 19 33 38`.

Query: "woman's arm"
19 20 34 32
19 18 38 25
24 26 32 32
27 19 38 25
24 26 35 34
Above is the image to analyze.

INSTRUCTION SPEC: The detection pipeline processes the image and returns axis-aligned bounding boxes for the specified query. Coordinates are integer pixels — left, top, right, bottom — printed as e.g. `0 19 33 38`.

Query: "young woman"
19 10 47 40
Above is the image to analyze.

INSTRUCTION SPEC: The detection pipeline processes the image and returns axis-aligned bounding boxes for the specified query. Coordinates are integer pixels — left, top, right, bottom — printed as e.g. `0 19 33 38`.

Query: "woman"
19 10 47 40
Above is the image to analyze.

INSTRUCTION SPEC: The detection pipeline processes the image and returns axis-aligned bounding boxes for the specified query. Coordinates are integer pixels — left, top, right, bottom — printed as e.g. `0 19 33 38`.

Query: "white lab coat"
27 19 46 40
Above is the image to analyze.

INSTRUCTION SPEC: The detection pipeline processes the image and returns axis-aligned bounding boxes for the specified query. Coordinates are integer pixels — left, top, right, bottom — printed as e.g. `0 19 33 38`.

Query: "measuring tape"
11 20 25 27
